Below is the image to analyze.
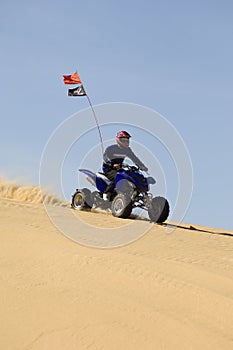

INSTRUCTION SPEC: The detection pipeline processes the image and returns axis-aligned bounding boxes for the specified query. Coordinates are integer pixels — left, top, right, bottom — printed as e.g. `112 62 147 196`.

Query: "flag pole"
85 92 104 155
63 70 104 155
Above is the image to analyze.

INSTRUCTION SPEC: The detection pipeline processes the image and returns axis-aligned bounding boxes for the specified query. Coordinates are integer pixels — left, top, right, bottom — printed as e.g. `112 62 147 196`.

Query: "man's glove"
140 166 148 172
113 163 122 170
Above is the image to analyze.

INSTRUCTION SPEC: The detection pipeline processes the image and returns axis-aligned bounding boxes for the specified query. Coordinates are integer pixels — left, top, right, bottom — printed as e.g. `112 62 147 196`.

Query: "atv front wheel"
148 196 169 223
71 188 93 210
111 194 132 218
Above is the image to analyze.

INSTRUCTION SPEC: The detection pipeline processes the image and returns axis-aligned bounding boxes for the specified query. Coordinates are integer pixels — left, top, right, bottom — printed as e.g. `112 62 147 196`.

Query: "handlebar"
122 163 149 173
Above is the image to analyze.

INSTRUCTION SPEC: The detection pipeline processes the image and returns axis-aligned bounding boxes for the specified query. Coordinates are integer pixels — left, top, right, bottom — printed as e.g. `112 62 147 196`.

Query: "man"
102 130 148 200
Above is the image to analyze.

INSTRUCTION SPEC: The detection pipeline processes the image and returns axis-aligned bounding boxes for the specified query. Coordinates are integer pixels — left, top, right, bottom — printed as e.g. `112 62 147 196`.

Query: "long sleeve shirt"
103 144 147 172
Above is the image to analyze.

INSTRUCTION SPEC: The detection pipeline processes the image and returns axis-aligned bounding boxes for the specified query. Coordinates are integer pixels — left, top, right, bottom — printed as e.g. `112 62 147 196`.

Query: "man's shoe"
103 193 110 201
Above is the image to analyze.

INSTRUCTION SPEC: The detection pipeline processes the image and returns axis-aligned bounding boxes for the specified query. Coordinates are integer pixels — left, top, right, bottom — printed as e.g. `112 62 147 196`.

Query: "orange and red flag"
63 71 82 85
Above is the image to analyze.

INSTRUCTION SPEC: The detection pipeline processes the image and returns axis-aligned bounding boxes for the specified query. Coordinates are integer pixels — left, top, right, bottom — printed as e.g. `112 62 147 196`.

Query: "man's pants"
104 168 117 193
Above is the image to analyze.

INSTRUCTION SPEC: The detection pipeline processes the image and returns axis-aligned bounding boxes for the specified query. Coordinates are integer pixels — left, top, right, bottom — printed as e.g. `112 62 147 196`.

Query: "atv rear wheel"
71 188 93 210
148 196 169 223
111 194 132 218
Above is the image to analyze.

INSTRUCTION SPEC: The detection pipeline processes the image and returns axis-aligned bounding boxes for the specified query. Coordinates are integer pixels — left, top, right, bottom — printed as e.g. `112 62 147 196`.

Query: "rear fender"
79 168 110 192
79 169 97 187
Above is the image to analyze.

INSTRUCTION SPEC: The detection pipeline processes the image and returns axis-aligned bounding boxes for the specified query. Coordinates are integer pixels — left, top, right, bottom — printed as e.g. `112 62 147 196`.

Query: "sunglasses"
119 138 129 143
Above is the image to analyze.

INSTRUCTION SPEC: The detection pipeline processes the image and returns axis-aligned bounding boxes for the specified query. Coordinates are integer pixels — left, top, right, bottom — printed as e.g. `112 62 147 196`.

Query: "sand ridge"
0 178 67 206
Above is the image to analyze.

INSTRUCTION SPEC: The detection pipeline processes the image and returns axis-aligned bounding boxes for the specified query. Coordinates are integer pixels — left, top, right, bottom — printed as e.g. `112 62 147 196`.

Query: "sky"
1 0 233 230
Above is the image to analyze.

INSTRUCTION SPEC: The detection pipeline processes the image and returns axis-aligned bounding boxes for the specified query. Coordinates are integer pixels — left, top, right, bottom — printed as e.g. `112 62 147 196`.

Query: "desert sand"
0 180 233 349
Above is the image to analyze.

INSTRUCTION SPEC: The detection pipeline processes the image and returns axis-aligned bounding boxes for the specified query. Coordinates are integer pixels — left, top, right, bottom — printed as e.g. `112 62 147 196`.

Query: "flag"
68 85 86 96
63 71 82 85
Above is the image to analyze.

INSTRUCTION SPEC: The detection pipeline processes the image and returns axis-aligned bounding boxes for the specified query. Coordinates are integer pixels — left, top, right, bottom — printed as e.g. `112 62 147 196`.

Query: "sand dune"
0 180 233 349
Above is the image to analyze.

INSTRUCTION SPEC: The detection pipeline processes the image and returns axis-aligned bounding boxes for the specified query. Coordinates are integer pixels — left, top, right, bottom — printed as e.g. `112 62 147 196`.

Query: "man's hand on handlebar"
113 163 149 173
113 163 122 170
140 166 148 172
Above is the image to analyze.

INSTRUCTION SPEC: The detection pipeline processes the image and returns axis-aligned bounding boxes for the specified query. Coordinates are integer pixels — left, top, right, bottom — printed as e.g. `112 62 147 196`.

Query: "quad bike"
71 165 170 223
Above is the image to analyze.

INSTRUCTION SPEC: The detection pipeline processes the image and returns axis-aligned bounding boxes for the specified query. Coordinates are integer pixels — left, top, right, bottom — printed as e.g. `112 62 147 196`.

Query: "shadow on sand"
89 210 233 238
161 223 233 238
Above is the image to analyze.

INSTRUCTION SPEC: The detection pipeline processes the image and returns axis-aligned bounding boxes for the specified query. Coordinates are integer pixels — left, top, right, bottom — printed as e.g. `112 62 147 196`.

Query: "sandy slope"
0 184 233 349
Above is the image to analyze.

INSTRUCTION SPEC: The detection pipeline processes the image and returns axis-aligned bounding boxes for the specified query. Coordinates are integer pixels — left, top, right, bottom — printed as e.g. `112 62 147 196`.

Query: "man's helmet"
116 130 131 148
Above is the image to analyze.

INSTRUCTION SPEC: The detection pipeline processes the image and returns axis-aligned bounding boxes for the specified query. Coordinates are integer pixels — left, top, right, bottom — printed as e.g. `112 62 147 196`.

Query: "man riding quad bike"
102 131 148 201
71 131 170 223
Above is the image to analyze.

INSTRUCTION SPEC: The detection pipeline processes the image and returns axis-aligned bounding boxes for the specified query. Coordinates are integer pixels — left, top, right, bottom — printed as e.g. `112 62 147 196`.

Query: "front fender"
147 176 156 185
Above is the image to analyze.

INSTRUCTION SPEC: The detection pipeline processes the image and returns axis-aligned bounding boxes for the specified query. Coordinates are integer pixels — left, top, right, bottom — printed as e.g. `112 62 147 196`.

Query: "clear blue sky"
1 0 233 230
